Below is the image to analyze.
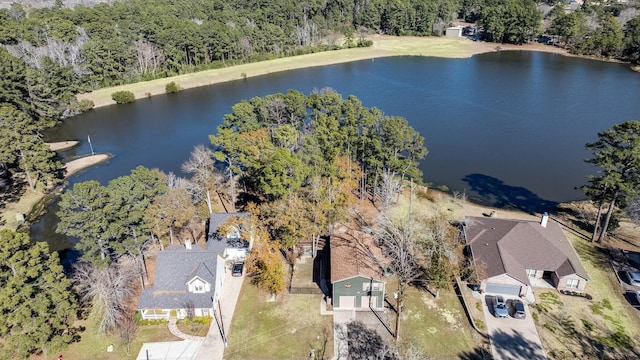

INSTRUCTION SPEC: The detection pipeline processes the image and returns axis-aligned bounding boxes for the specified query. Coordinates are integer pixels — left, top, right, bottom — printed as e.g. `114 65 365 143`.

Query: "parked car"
626 271 640 286
635 290 640 304
232 262 244 277
512 300 526 319
494 295 509 318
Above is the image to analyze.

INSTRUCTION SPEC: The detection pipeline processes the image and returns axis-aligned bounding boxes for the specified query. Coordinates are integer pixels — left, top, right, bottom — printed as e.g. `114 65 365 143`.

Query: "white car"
627 271 640 286
494 296 509 318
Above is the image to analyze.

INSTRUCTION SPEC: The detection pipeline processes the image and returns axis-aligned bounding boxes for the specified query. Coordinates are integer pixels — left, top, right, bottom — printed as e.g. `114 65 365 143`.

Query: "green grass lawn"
224 282 333 360
400 286 486 358
533 230 640 358
176 319 210 337
38 313 179 360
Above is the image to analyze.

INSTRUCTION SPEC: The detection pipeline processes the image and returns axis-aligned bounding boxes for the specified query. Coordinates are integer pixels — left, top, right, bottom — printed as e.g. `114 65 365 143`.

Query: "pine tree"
0 230 76 359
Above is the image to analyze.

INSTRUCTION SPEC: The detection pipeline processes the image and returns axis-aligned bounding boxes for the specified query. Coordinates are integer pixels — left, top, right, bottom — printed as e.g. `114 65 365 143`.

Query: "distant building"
446 26 463 37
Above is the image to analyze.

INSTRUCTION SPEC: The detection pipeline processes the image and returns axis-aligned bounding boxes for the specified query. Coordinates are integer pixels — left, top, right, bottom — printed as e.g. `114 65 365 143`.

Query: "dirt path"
78 36 569 108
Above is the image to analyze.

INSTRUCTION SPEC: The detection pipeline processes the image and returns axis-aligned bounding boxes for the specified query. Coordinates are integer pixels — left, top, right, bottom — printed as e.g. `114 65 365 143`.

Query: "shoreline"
48 141 79 152
0 153 110 232
78 36 570 108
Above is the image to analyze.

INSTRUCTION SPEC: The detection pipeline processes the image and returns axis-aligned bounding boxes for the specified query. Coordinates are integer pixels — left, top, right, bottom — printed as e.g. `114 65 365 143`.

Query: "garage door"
338 296 355 309
485 283 521 297
360 296 378 309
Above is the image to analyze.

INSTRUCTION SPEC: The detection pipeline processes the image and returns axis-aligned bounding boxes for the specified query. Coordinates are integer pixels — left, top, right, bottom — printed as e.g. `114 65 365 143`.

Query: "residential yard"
176 318 210 337
401 286 488 358
32 312 179 360
224 282 333 360
532 227 640 359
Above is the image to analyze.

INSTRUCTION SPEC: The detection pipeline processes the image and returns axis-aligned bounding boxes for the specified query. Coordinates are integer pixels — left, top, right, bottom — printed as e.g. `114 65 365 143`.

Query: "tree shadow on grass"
462 173 558 215
458 346 492 360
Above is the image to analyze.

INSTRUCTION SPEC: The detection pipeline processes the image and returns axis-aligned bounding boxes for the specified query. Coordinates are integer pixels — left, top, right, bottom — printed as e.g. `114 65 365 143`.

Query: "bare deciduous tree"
132 39 165 76
5 27 89 75
377 169 402 215
73 261 139 334
182 144 224 213
118 314 137 354
627 196 640 227
369 214 424 341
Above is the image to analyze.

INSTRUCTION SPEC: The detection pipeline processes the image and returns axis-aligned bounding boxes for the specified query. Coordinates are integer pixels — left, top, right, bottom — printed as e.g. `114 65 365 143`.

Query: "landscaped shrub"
165 81 181 93
475 319 485 330
111 90 135 104
185 316 211 325
139 319 168 326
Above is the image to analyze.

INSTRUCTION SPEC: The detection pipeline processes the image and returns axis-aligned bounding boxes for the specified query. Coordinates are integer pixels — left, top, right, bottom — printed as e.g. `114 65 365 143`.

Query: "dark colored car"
512 300 526 319
232 262 244 277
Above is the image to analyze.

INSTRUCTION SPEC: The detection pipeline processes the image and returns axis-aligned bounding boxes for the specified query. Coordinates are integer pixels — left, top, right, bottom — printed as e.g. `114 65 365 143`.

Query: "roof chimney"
540 212 549 228
185 239 192 250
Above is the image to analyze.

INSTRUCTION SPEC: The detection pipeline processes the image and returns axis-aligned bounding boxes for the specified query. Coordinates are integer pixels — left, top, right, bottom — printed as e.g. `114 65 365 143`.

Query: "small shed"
445 26 463 37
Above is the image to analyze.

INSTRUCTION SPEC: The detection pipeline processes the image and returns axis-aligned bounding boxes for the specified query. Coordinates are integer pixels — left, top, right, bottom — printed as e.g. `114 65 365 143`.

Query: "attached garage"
360 296 379 309
484 283 521 297
338 296 355 309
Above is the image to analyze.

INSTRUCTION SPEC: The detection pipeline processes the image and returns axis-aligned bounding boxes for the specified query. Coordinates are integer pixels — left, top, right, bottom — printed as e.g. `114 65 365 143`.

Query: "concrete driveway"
195 267 245 360
482 295 546 360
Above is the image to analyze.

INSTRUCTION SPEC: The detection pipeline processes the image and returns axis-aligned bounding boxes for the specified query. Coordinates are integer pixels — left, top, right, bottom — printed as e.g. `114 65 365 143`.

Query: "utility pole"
218 299 228 347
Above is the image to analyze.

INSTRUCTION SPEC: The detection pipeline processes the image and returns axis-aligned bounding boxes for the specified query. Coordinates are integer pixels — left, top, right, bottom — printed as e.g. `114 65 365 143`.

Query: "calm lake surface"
36 51 640 256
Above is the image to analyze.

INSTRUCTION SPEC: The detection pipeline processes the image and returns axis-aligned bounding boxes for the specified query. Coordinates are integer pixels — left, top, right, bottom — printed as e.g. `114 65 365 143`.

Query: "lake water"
36 51 640 256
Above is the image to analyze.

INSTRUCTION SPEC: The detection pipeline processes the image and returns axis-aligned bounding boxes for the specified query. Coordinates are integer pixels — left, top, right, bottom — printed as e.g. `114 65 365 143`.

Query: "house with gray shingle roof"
137 212 253 320
137 242 226 320
464 214 589 302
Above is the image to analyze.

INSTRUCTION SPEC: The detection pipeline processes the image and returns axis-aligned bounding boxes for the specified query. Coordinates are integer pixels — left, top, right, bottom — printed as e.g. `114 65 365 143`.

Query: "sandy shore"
64 154 110 177
0 153 110 231
78 36 568 108
48 141 79 152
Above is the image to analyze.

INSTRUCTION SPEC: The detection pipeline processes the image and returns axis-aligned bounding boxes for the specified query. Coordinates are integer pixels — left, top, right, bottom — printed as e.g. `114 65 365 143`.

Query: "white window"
526 269 536 277
363 282 382 291
566 279 579 289
194 284 204 293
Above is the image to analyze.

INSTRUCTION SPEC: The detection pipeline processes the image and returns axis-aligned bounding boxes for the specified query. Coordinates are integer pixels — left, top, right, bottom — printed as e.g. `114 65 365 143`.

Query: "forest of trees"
3 0 640 356
1 0 640 195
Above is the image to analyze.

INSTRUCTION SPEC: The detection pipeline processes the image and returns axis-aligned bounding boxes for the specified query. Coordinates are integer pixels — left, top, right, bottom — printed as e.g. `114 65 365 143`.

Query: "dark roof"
464 216 589 285
206 212 250 254
330 225 385 283
207 212 249 237
137 244 219 309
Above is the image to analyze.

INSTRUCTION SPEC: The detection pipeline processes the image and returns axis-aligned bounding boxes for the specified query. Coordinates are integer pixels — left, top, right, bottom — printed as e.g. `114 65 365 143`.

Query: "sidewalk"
195 269 245 360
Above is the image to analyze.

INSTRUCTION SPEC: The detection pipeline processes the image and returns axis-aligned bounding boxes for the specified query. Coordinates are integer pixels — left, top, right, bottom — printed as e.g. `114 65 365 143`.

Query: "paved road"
196 269 245 360
482 295 546 360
